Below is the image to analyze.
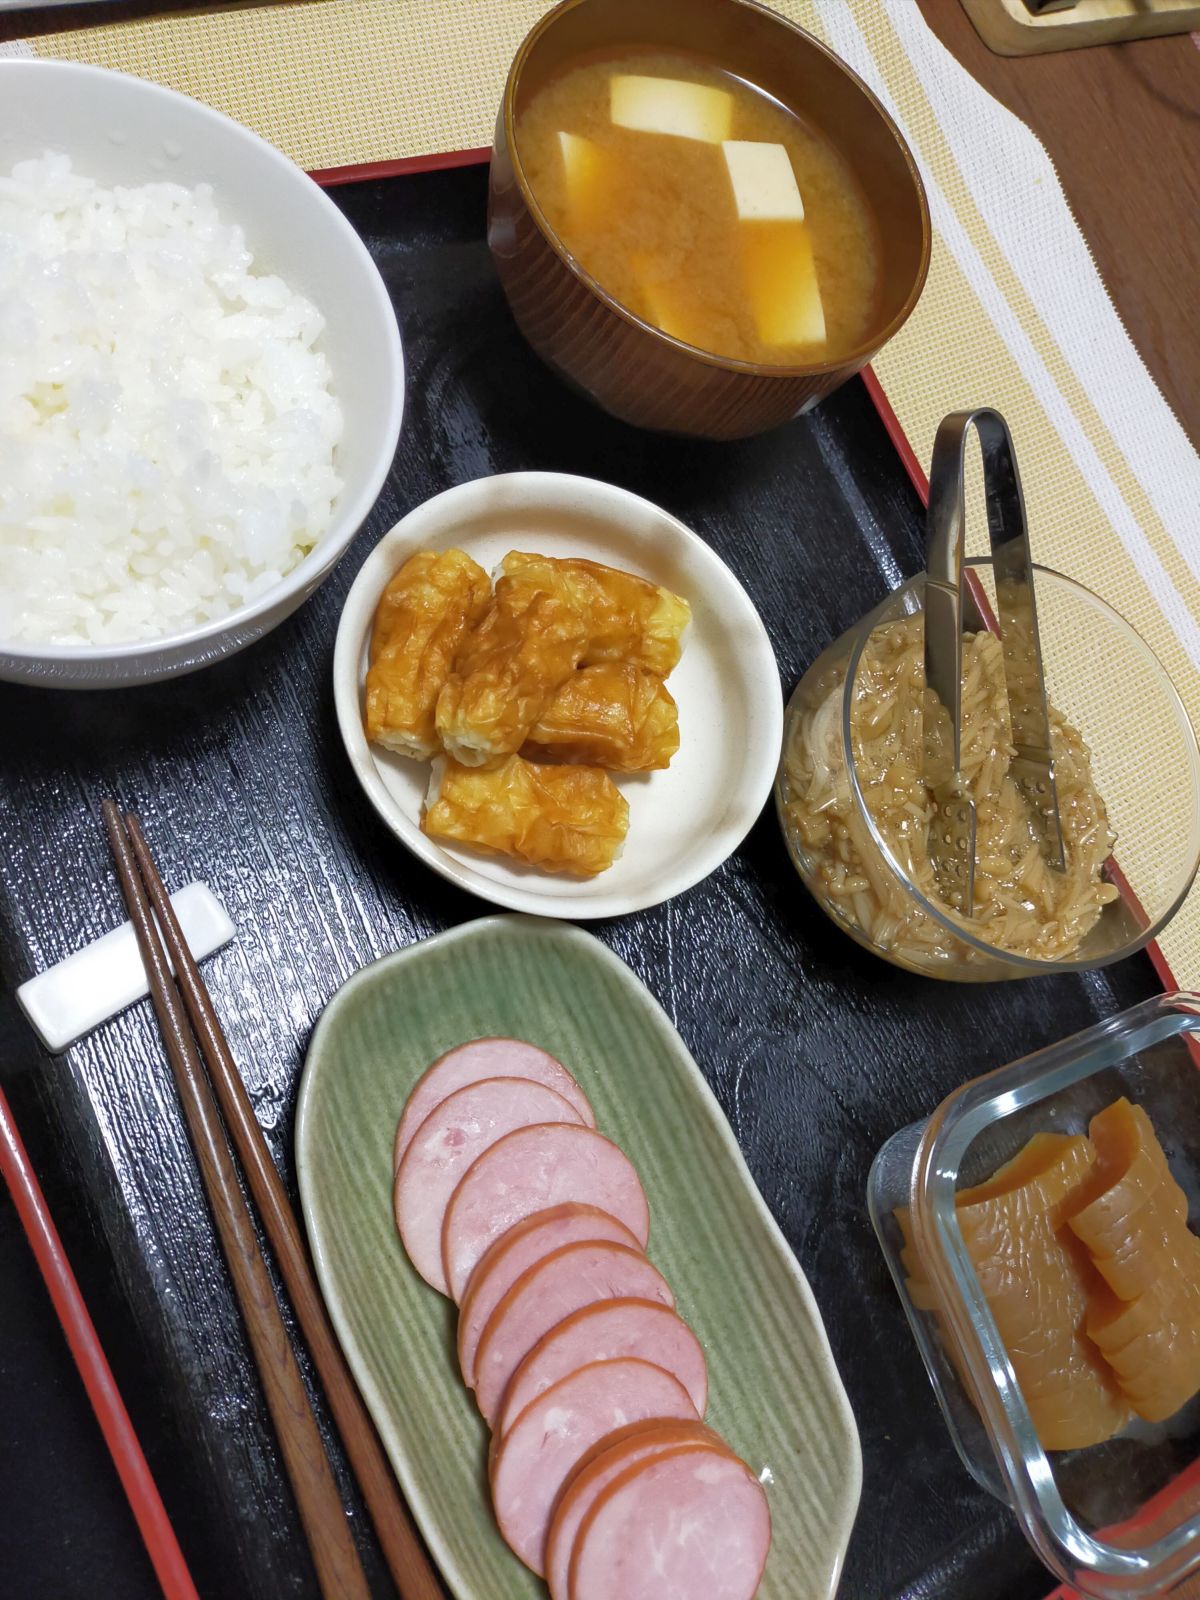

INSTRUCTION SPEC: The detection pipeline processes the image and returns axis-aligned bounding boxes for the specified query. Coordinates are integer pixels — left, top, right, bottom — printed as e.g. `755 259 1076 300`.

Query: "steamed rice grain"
0 153 344 646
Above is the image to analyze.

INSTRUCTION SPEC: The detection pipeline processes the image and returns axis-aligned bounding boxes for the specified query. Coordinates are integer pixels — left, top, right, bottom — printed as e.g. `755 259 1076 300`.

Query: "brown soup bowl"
488 0 931 440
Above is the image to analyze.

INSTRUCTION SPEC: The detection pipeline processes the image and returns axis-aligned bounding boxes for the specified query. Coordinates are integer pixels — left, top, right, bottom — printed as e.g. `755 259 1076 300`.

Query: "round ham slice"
568 1445 772 1600
545 1421 730 1600
476 1245 674 1426
497 1298 708 1436
458 1204 642 1389
442 1123 650 1304
489 1357 697 1576
393 1038 594 1171
394 1078 584 1294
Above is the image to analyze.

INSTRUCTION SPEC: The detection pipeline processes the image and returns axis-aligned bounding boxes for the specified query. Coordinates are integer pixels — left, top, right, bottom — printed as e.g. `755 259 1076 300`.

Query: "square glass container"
869 993 1200 1597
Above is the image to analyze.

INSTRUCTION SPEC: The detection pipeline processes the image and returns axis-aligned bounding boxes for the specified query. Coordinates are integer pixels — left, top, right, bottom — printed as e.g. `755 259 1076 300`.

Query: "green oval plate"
296 914 861 1599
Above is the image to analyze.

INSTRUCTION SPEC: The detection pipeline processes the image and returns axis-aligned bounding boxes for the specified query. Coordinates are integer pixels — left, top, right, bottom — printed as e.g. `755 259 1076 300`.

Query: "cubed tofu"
610 74 732 143
741 222 827 347
557 131 612 231
630 253 698 345
559 130 598 184
722 140 805 222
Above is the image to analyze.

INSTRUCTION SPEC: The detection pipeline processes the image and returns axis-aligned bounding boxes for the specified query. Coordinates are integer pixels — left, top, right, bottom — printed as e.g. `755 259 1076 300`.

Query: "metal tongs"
924 408 1066 914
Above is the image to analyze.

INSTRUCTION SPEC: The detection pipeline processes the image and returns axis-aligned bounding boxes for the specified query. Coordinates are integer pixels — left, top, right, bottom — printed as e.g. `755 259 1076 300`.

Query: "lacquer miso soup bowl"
488 0 931 440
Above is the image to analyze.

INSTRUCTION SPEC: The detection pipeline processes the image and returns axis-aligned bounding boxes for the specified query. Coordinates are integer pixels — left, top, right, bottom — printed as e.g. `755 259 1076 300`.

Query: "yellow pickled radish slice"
1088 1262 1200 1423
896 1134 1127 1450
1067 1098 1177 1260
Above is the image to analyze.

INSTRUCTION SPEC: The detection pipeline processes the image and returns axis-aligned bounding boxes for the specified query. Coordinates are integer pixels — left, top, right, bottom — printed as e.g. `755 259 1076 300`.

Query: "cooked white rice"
0 152 344 647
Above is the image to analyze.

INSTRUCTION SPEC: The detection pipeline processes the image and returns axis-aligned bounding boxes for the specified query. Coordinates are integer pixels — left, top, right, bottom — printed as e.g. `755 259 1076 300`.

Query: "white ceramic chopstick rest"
16 881 234 1053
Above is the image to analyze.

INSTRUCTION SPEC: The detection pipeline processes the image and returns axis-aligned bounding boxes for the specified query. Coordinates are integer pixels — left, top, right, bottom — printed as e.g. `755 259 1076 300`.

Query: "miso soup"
516 51 883 367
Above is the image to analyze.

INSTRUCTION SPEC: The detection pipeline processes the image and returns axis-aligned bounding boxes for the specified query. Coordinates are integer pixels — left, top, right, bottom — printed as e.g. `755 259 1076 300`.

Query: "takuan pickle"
900 1097 1200 1449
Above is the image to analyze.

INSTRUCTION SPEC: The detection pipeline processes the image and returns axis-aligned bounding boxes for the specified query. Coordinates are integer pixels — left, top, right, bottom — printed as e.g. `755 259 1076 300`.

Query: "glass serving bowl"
868 993 1200 1599
775 560 1200 981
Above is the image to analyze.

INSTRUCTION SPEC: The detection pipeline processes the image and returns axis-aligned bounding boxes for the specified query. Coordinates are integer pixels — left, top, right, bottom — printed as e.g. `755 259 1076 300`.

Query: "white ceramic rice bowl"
0 60 403 689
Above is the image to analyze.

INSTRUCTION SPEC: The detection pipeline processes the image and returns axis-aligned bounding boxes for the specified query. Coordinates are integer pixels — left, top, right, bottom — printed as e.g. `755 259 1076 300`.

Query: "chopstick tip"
100 799 129 852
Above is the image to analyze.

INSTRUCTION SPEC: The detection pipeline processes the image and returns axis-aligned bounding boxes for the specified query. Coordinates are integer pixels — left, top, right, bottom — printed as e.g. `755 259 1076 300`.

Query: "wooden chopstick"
122 811 446 1600
102 802 372 1600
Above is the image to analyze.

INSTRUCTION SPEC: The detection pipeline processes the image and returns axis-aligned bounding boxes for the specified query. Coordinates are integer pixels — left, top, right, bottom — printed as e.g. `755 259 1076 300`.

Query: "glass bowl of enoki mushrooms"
776 418 1200 982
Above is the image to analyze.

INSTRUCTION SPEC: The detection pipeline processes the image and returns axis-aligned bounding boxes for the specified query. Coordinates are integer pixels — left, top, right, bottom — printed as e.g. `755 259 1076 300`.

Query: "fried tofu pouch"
525 662 680 771
501 551 690 677
435 577 587 765
364 549 492 760
422 754 629 876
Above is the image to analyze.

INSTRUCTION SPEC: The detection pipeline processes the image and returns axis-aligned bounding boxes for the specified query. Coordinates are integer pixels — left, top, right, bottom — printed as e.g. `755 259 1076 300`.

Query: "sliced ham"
458 1204 642 1389
497 1297 708 1436
393 1078 584 1294
393 1038 594 1171
489 1356 697 1576
568 1444 772 1600
441 1123 650 1303
545 1421 730 1600
475 1245 674 1426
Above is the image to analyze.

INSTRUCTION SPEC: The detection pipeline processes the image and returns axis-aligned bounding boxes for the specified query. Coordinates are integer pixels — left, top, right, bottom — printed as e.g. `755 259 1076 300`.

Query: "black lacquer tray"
0 162 1162 1600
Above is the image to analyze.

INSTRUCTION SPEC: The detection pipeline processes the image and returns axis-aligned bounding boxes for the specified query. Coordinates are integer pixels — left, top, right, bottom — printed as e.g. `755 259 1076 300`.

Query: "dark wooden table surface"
1 8 1197 1600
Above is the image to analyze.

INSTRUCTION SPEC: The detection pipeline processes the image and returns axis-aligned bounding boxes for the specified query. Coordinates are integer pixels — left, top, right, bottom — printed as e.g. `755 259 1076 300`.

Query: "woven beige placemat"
11 0 1200 989
8 1 550 171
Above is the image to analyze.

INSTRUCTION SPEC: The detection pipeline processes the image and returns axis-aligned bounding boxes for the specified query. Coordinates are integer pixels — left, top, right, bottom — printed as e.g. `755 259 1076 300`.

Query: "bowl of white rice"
0 60 404 688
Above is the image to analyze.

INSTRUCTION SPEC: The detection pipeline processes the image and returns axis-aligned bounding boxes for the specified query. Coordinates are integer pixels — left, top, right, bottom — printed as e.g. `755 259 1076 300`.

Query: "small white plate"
333 472 781 919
